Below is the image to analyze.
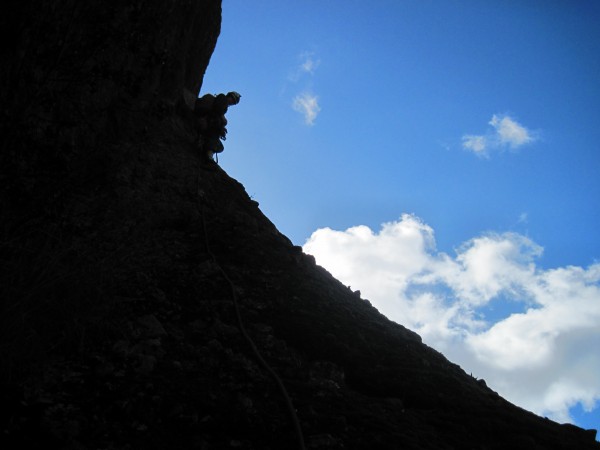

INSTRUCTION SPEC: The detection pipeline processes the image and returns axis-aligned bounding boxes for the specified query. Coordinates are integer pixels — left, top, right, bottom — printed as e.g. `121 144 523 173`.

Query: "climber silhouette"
194 91 241 159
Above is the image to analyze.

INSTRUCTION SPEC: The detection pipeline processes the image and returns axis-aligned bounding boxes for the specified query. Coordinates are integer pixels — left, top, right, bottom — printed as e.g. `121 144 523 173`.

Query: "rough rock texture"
1 1 598 449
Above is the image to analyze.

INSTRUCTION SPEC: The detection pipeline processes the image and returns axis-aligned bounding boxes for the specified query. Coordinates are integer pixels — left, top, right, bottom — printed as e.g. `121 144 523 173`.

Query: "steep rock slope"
1 1 598 449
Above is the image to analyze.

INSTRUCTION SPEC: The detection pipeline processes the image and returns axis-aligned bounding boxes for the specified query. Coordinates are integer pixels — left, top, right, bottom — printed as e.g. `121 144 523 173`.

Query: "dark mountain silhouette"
1 1 597 449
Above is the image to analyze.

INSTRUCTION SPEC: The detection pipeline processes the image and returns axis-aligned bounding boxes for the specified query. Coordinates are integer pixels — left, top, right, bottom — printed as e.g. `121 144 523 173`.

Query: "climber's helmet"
226 91 241 105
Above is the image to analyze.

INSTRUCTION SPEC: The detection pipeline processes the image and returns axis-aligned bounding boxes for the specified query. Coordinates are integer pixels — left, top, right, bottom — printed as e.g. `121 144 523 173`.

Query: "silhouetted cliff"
1 1 598 449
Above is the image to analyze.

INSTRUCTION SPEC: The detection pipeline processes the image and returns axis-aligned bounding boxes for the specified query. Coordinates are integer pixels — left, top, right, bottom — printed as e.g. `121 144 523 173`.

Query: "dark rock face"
0 2 598 449
1 0 221 220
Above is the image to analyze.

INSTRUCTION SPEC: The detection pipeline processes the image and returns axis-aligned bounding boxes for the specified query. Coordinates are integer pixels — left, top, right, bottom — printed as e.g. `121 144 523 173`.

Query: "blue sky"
201 1 600 433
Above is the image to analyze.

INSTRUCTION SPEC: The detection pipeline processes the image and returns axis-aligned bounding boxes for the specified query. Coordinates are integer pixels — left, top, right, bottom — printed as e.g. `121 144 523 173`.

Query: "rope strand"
195 161 306 450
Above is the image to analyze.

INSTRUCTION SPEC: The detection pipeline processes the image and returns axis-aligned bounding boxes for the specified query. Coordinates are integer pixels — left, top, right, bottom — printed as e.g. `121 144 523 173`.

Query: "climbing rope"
195 161 306 450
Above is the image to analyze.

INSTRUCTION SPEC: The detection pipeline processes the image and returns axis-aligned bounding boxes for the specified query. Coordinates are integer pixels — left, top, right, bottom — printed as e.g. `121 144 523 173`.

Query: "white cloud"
489 114 534 148
293 92 321 125
462 114 536 156
289 51 321 82
462 135 487 155
288 52 322 125
304 215 600 424
300 51 320 75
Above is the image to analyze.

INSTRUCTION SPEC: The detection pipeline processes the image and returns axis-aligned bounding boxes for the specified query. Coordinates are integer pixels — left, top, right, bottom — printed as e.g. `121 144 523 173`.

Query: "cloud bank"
463 114 536 157
304 215 600 423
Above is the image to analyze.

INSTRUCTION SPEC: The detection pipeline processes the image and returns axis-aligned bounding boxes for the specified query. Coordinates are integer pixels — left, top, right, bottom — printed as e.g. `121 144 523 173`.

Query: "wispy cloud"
304 215 600 424
293 92 321 126
517 212 529 224
489 114 534 148
462 135 487 155
289 51 321 81
462 114 536 157
300 51 320 75
288 51 322 125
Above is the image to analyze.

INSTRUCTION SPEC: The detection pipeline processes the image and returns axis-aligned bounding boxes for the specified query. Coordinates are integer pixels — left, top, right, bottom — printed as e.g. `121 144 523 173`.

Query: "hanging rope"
195 161 306 450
